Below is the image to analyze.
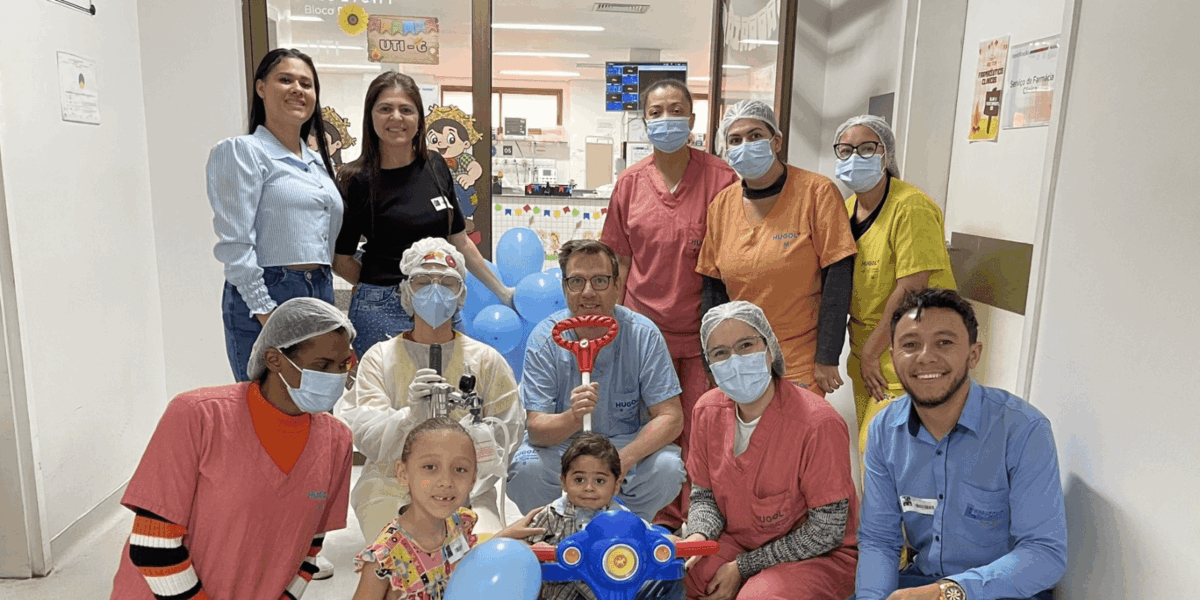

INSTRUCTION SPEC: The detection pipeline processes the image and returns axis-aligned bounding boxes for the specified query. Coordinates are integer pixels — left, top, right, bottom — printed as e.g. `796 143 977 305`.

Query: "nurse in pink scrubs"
600 78 738 531
109 298 356 600
681 301 858 600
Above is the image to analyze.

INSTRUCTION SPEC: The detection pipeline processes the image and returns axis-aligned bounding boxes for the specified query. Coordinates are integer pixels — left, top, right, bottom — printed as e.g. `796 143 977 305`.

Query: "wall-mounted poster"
367 16 439 65
969 35 1010 142
57 52 100 125
1003 36 1060 129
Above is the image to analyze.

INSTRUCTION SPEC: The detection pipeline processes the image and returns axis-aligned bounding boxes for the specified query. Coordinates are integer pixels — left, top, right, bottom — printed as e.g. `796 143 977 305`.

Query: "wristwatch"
937 579 966 600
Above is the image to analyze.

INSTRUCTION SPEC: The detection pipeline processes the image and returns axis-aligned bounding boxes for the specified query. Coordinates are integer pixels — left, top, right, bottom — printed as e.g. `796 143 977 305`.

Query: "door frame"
0 134 51 578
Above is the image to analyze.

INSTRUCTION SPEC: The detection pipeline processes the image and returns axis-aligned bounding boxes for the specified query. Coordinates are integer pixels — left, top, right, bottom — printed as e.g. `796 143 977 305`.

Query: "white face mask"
279 354 347 413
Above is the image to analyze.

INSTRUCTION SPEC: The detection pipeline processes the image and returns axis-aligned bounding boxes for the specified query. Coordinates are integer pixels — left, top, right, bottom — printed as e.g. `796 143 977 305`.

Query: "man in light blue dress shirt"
856 288 1066 600
507 240 687 522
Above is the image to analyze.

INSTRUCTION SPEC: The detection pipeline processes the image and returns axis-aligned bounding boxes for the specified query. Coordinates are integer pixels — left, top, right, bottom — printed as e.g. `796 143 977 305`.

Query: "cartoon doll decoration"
307 106 356 174
426 105 483 236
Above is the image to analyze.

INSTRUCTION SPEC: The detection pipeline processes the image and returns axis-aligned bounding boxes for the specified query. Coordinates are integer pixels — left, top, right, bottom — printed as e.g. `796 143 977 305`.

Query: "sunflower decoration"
339 4 368 36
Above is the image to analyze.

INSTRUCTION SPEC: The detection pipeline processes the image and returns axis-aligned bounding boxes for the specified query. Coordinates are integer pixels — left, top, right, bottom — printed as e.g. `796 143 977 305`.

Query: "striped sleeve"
281 534 324 600
128 509 211 600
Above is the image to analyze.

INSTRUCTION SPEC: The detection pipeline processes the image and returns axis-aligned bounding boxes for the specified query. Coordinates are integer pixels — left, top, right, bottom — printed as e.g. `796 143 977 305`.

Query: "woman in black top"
334 72 514 358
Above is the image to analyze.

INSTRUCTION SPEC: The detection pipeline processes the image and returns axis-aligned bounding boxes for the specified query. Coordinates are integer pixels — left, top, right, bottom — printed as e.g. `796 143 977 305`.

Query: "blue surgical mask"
709 351 771 404
413 284 459 328
835 154 885 193
280 355 347 413
727 139 776 180
645 116 691 154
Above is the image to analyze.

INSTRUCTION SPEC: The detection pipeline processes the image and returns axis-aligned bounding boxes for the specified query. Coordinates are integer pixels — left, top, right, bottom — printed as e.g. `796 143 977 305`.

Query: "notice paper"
1003 36 1060 129
968 36 1010 142
57 52 100 125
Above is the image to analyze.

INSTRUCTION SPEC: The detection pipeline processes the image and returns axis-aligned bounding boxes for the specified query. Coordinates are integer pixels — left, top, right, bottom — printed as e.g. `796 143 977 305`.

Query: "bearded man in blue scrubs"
855 288 1067 600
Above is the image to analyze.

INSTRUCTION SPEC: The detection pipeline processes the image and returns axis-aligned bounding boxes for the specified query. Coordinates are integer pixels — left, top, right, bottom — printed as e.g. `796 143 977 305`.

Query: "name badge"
430 195 450 211
445 533 470 564
900 495 938 515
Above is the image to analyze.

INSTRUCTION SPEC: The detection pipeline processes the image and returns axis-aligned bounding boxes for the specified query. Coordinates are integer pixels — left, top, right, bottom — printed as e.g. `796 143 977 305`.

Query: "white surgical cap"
398 237 468 317
700 301 786 378
834 114 899 178
247 297 356 380
718 99 779 156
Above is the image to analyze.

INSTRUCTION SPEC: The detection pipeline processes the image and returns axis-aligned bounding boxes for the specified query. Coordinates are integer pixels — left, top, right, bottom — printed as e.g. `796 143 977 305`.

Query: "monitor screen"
605 62 688 112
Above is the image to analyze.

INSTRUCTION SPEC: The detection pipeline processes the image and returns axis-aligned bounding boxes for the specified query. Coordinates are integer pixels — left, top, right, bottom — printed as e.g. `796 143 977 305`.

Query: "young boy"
527 433 683 600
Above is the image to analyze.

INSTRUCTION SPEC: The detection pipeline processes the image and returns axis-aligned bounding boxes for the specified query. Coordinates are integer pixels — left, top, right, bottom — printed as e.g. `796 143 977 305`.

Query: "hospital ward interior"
0 0 1196 598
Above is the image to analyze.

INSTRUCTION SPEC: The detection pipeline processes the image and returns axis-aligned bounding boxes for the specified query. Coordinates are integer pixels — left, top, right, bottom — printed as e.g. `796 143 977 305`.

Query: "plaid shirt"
526 495 632 600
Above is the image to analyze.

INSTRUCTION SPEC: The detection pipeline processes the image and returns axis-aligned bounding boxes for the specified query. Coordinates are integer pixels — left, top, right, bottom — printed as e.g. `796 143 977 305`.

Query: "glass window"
502 92 559 130
440 90 500 122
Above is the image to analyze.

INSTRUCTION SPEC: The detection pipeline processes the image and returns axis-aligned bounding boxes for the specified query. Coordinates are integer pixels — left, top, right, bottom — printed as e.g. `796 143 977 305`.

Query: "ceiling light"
739 39 780 45
688 76 710 81
289 16 323 22
722 64 752 69
293 43 366 51
499 69 582 77
495 51 591 58
493 23 605 32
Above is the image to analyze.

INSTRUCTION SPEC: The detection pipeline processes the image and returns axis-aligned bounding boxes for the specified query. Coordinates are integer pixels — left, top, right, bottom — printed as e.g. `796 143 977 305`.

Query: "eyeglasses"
564 275 615 293
705 335 766 364
833 141 882 160
409 273 463 294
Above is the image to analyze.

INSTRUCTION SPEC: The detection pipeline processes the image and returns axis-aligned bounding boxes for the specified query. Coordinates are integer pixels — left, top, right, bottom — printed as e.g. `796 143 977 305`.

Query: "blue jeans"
348 282 412 359
348 282 465 359
851 567 1054 600
222 266 334 382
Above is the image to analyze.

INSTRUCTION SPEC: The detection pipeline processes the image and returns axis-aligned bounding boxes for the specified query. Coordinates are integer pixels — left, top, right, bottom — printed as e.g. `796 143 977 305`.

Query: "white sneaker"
312 554 334 580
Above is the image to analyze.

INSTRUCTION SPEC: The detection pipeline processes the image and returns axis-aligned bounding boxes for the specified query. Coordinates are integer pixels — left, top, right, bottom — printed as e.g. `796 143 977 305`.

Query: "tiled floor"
0 467 523 600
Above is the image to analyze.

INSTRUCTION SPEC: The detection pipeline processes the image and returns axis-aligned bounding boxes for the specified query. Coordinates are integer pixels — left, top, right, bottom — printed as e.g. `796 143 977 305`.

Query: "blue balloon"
544 266 563 280
514 272 567 324
464 260 501 320
445 537 541 600
472 305 523 354
496 228 545 286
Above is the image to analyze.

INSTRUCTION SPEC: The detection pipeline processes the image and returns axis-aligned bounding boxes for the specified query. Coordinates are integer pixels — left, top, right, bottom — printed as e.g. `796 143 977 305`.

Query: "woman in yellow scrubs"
833 115 956 455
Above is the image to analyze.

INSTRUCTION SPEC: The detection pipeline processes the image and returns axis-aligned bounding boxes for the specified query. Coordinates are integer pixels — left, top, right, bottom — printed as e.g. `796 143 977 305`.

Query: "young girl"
351 417 542 600
527 433 684 600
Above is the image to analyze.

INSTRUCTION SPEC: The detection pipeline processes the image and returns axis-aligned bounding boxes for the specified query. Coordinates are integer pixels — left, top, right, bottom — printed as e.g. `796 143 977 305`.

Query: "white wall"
139 0 246 396
817 0 905 180
787 0 834 172
1029 1 1200 596
0 0 169 541
941 0 1063 391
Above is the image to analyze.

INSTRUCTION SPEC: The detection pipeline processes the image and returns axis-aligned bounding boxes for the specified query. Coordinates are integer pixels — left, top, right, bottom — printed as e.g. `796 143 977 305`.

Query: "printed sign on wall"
367 16 439 65
969 35 1010 142
1003 36 1060 129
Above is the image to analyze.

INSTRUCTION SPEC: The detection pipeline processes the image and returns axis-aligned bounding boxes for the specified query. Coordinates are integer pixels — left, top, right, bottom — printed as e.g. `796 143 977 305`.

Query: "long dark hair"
250 48 335 180
339 72 434 242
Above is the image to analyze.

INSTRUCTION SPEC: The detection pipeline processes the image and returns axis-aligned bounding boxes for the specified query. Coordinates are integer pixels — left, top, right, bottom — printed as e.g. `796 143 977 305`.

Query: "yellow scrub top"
846 179 955 448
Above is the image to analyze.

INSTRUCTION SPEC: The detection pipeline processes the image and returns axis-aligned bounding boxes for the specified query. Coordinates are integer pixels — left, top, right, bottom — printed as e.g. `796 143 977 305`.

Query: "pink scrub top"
110 384 354 600
688 380 859 555
601 147 739 359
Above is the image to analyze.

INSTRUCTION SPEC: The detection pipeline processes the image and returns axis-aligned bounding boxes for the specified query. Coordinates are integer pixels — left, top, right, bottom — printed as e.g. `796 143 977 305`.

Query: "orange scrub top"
601 147 739 359
697 165 857 386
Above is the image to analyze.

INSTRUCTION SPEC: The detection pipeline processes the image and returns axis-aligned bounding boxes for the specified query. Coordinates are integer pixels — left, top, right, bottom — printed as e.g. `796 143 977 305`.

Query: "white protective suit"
336 331 524 538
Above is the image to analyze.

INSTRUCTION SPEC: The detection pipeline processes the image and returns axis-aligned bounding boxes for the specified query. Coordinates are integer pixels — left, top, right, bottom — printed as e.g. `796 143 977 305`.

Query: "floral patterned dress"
354 507 479 600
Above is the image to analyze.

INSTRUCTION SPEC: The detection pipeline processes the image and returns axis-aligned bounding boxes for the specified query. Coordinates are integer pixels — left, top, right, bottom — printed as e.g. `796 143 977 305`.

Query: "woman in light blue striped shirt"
207 48 344 383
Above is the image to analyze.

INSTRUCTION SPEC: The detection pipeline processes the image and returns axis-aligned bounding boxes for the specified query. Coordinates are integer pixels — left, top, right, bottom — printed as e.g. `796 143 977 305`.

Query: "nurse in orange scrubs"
681 301 858 600
697 100 856 394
